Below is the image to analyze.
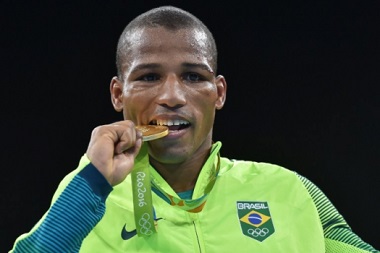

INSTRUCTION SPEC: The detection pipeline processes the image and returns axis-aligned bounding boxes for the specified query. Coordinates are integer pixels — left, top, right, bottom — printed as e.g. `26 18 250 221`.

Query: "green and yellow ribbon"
131 141 221 237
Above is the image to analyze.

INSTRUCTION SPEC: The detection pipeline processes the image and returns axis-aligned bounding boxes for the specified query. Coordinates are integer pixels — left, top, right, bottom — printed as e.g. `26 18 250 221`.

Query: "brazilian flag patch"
237 201 275 242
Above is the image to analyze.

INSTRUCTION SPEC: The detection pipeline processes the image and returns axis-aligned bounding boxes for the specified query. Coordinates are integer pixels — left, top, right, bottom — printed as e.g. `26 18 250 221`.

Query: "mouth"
149 119 191 131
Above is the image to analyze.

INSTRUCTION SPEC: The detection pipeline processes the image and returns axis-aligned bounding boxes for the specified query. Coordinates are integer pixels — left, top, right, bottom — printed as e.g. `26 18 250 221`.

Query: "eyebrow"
181 63 213 72
130 63 161 72
130 62 213 73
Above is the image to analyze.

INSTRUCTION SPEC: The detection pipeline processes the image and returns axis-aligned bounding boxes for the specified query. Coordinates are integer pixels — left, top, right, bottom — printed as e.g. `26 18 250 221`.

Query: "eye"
138 73 160 82
183 72 203 82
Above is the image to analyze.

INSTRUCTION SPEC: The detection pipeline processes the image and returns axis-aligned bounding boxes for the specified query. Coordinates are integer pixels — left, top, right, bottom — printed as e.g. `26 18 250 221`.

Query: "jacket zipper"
193 221 202 253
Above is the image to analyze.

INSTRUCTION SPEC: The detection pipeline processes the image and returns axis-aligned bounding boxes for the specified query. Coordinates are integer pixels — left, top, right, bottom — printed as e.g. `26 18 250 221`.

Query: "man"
10 5 379 253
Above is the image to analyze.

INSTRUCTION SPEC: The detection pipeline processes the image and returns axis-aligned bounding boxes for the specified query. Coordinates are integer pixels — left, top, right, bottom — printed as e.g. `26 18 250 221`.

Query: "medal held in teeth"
136 125 169 141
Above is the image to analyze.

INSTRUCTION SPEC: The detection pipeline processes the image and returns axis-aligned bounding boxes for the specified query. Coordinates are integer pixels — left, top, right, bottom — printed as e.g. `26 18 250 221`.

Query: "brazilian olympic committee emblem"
237 201 275 242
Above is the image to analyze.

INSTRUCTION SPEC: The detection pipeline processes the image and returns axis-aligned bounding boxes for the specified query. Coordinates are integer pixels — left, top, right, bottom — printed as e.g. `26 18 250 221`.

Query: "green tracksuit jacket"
10 142 379 252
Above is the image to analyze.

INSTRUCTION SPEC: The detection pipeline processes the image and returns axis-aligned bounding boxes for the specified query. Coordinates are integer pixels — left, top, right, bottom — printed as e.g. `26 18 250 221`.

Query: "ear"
215 75 227 110
110 76 124 112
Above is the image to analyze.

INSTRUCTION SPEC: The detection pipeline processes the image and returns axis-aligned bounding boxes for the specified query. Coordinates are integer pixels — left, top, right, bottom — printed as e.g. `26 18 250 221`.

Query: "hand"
86 120 143 186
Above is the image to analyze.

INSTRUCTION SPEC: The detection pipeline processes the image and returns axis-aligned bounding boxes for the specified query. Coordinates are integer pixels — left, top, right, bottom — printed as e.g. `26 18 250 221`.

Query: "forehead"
125 27 210 63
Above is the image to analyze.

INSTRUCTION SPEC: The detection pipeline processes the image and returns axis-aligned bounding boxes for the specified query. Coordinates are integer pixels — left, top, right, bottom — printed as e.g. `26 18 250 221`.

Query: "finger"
127 137 143 157
114 126 139 154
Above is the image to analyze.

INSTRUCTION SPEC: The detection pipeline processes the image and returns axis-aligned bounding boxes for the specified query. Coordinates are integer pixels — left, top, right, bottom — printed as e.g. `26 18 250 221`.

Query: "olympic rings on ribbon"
138 213 153 235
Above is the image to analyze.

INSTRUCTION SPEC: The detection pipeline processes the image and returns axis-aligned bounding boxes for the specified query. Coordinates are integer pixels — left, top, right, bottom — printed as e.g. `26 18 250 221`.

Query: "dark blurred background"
1 0 379 251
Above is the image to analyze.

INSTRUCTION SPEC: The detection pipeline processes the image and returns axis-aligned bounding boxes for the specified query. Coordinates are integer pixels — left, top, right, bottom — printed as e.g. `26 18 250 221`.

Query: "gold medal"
136 125 169 141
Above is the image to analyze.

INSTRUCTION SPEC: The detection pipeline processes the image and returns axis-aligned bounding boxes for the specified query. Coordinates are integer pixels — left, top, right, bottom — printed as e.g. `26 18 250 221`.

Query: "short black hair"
116 6 217 78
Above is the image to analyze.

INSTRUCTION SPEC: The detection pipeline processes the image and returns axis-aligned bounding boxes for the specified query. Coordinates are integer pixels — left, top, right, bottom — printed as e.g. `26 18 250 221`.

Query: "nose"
156 74 186 108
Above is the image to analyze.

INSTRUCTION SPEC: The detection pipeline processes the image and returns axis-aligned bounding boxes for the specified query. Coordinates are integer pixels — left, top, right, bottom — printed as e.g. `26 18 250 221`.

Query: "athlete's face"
110 26 226 165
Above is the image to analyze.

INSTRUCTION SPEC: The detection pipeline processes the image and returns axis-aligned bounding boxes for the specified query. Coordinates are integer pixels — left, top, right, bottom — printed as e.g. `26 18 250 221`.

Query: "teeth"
152 119 189 126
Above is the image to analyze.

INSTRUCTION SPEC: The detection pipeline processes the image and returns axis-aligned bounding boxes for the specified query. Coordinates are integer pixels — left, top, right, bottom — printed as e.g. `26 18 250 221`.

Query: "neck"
149 148 210 193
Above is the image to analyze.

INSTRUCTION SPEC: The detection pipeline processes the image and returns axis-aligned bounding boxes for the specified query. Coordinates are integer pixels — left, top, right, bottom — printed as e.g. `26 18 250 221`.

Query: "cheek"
121 93 150 121
195 104 216 141
195 85 219 105
193 87 218 124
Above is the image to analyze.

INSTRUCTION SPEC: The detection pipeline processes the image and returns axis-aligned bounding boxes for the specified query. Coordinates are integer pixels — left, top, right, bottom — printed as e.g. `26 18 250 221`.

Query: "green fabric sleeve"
9 156 113 253
297 174 379 253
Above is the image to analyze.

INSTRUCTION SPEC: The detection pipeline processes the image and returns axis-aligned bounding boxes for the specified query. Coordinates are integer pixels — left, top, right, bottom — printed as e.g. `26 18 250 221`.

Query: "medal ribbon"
150 147 220 213
131 142 156 237
131 141 222 236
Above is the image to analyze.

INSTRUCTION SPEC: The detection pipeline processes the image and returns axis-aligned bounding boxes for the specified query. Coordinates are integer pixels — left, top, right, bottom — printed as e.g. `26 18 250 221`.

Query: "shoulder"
218 157 308 190
219 156 295 177
51 154 92 203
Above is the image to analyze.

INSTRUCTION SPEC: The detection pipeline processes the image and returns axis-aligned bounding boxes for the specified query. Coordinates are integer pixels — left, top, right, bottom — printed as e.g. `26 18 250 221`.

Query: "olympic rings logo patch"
237 201 275 242
247 228 269 237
